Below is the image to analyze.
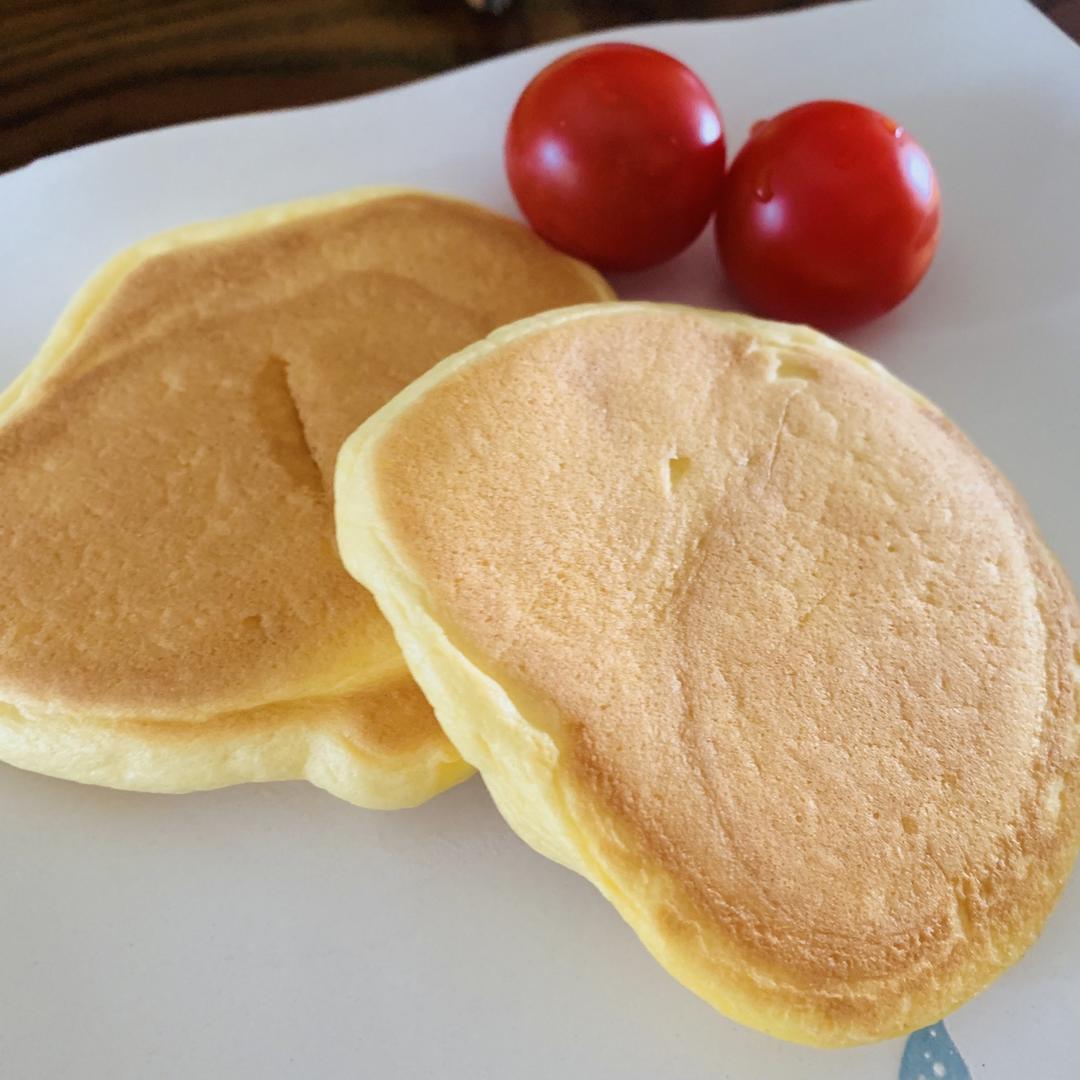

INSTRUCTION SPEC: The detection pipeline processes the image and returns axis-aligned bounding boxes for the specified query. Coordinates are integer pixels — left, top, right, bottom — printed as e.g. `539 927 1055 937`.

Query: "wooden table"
3 0 1078 173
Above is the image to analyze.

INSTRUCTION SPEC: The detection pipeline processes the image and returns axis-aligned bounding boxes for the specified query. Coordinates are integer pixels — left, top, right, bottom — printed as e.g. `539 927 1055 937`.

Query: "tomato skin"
717 100 940 329
506 43 726 272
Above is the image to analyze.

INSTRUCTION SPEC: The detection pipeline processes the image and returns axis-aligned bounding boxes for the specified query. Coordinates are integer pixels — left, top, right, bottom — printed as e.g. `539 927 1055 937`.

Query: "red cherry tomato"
506 43 726 272
717 100 940 329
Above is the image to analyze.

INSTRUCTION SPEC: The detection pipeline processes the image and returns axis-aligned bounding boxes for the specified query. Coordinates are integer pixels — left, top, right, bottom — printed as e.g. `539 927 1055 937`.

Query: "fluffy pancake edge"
0 664 472 808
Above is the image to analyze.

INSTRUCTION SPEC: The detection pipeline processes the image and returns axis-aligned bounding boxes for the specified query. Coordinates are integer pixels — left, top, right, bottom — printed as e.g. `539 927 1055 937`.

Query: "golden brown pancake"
0 189 612 807
336 302 1080 1040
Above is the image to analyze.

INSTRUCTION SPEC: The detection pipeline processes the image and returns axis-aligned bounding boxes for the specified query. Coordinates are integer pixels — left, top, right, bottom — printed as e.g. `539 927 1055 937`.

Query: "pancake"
0 189 612 808
335 302 1080 1042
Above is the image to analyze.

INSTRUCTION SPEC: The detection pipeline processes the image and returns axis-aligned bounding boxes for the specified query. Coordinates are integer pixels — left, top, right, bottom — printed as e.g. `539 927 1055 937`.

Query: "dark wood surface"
2 0 1078 173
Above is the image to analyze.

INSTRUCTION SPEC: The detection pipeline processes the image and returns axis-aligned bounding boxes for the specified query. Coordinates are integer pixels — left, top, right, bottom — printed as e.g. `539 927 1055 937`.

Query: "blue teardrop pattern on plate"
899 1023 971 1080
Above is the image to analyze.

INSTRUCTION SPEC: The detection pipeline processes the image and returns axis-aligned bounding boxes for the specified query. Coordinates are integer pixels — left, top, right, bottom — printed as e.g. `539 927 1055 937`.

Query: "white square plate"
1 1 1077 1076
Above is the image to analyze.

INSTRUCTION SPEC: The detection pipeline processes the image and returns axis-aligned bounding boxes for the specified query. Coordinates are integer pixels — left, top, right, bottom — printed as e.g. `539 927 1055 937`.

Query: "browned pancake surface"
0 193 609 727
360 305 1080 1033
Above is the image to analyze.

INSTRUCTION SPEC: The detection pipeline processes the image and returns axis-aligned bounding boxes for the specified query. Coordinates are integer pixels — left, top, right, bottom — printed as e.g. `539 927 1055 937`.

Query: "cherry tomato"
717 100 940 328
505 43 726 271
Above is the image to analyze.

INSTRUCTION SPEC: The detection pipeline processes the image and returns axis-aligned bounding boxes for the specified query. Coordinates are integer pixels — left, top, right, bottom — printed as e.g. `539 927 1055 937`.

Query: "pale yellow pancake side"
336 303 1080 1038
0 190 612 807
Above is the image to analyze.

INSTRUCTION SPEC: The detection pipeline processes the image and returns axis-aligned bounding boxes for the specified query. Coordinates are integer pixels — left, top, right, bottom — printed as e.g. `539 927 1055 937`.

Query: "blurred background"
3 0 1078 173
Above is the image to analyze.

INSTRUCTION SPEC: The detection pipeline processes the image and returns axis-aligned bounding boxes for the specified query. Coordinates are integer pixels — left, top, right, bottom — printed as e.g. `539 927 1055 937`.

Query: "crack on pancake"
774 353 823 383
663 512 768 892
665 453 691 492
760 388 804 490
252 353 324 495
